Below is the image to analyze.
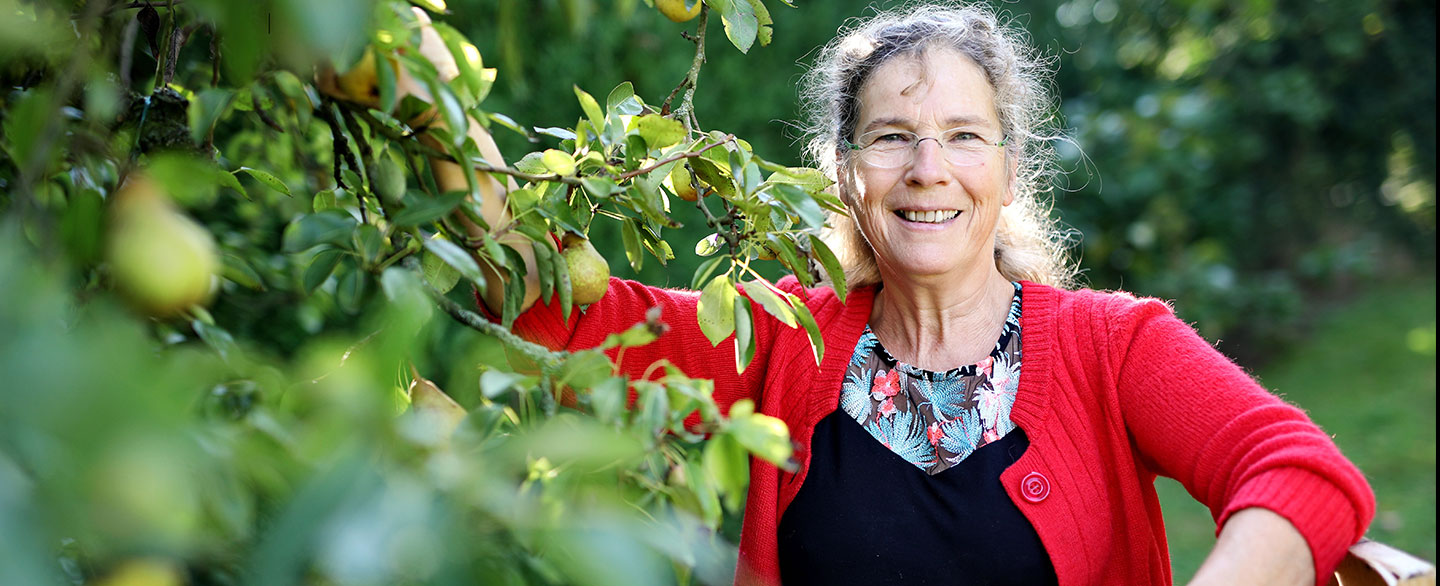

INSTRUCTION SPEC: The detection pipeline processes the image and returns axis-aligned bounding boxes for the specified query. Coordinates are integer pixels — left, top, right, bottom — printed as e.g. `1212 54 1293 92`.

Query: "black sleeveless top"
777 416 1058 585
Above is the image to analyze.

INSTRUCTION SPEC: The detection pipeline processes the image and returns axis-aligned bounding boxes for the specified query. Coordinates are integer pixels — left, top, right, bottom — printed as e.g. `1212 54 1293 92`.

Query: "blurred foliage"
1 0 820 584
0 0 1434 584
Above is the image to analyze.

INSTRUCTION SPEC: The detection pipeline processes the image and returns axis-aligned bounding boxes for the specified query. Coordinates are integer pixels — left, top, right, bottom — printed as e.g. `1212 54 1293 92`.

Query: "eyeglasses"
844 128 1006 169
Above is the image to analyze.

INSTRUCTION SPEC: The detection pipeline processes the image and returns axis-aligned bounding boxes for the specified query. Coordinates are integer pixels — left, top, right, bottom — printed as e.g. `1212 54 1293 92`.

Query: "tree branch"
615 134 734 181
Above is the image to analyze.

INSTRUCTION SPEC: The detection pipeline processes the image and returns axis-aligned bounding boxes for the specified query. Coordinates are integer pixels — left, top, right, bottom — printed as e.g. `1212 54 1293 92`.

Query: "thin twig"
252 92 285 133
671 7 709 132
407 258 566 372
663 8 708 119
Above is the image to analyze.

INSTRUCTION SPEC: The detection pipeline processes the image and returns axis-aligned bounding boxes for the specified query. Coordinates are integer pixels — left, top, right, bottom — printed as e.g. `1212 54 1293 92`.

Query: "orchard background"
0 0 1433 585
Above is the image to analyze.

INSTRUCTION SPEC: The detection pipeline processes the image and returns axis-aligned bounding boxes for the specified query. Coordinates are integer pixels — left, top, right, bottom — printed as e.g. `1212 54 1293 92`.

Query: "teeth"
901 210 959 223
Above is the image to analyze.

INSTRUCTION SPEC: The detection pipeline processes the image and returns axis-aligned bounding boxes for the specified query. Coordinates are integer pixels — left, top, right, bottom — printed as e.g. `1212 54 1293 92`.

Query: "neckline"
861 282 1021 379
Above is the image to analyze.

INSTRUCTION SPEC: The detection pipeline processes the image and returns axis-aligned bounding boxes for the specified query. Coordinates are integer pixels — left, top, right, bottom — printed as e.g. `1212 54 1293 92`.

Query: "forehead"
855 47 999 131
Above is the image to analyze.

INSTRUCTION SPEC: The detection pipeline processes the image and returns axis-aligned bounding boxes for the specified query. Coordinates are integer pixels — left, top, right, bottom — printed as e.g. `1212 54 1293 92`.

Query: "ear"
1003 152 1018 207
835 151 856 206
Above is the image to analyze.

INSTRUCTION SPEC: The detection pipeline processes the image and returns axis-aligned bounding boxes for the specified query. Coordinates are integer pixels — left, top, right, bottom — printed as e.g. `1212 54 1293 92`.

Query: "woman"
466 3 1374 585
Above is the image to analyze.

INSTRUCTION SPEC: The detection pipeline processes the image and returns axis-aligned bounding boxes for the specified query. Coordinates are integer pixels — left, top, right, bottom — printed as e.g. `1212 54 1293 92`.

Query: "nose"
905 137 949 186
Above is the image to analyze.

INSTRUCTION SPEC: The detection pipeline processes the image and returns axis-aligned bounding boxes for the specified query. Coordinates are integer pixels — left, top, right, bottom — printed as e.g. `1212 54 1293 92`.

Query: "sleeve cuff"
1218 466 1365 584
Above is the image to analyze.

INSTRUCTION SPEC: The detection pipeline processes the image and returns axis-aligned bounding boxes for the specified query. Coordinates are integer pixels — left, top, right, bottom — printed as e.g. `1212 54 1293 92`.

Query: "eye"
945 131 983 146
865 132 915 151
873 133 912 145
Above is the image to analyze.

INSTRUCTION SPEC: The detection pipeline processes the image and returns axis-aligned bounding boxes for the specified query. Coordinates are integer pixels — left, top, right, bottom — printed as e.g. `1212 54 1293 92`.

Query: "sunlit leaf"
696 274 736 347
237 167 292 196
742 279 796 327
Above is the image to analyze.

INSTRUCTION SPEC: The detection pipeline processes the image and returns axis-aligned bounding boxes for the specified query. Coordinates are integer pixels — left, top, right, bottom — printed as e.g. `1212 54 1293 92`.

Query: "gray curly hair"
800 1 1077 289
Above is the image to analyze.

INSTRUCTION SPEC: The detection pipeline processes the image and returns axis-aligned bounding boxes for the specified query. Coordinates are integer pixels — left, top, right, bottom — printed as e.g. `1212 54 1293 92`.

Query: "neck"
869 265 1015 371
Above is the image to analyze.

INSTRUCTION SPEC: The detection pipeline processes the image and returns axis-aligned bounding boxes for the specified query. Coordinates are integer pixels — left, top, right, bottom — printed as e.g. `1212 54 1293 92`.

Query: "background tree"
0 0 1433 585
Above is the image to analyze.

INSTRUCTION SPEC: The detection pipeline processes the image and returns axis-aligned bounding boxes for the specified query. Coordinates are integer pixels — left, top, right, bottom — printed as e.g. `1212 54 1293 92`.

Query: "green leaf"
733 296 756 373
353 224 385 266
691 255 726 290
590 377 627 425
621 220 644 273
391 191 467 226
533 240 555 303
703 433 749 511
214 166 247 199
792 301 825 365
606 81 635 112
807 235 846 302
717 0 759 53
729 411 793 468
189 88 234 145
767 232 814 287
771 184 825 230
558 349 614 393
335 263 368 313
695 233 723 257
302 248 345 293
375 47 398 113
420 247 461 294
193 319 240 362
480 370 526 399
697 275 736 347
601 322 660 350
574 85 606 134
237 167 292 196
541 149 577 176
432 80 469 146
422 235 484 287
743 279 796 327
749 0 774 46
581 176 620 199
634 114 686 150
690 156 737 199
554 245 574 322
409 0 446 12
222 253 265 290
283 211 357 252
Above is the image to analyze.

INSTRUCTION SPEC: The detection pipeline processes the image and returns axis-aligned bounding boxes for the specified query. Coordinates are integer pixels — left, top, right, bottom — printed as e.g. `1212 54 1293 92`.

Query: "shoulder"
1023 281 1176 324
1020 282 1192 355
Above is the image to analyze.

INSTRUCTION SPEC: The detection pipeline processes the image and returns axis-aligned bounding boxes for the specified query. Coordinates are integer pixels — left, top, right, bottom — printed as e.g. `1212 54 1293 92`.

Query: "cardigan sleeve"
1109 296 1374 584
500 276 778 413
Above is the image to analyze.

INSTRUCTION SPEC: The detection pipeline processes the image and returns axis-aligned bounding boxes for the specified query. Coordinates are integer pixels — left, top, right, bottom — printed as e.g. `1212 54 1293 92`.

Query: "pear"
106 175 218 317
561 233 610 306
656 0 702 23
667 163 699 202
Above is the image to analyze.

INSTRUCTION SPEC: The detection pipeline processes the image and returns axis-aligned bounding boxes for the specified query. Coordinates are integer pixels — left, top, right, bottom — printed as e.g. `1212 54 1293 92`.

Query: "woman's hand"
1187 507 1316 586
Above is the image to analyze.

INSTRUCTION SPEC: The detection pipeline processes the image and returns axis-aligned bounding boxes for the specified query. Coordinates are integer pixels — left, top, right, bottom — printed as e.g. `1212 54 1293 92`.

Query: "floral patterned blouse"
839 282 1023 475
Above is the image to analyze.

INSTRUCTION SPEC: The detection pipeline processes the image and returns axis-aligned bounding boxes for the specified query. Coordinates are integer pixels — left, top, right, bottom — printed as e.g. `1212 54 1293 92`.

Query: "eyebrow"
858 115 996 135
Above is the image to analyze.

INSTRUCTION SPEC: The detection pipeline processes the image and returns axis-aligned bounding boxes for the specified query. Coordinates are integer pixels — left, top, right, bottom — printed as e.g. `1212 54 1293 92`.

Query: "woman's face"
841 47 1012 286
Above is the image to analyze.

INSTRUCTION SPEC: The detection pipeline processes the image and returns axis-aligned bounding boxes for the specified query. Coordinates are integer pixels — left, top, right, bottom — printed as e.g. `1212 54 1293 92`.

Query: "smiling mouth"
897 209 961 224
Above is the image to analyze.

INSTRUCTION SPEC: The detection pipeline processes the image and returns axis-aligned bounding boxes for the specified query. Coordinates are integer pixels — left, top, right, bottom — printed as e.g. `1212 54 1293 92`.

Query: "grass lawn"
1159 274 1437 581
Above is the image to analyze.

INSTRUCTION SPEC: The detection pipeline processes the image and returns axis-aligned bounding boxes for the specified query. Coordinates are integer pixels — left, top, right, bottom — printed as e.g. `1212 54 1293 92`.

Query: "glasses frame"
843 128 1008 169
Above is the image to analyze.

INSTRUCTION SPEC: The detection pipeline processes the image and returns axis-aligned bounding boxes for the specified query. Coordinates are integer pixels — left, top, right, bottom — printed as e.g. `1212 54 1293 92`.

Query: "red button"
1021 472 1050 502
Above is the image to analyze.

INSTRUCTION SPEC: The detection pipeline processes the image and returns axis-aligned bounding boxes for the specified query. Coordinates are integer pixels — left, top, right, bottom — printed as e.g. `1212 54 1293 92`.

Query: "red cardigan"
508 276 1374 586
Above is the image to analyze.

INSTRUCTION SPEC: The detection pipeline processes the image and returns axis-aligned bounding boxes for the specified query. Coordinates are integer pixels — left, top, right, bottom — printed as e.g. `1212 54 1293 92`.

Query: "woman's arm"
1111 295 1373 584
395 7 539 315
1188 507 1314 586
